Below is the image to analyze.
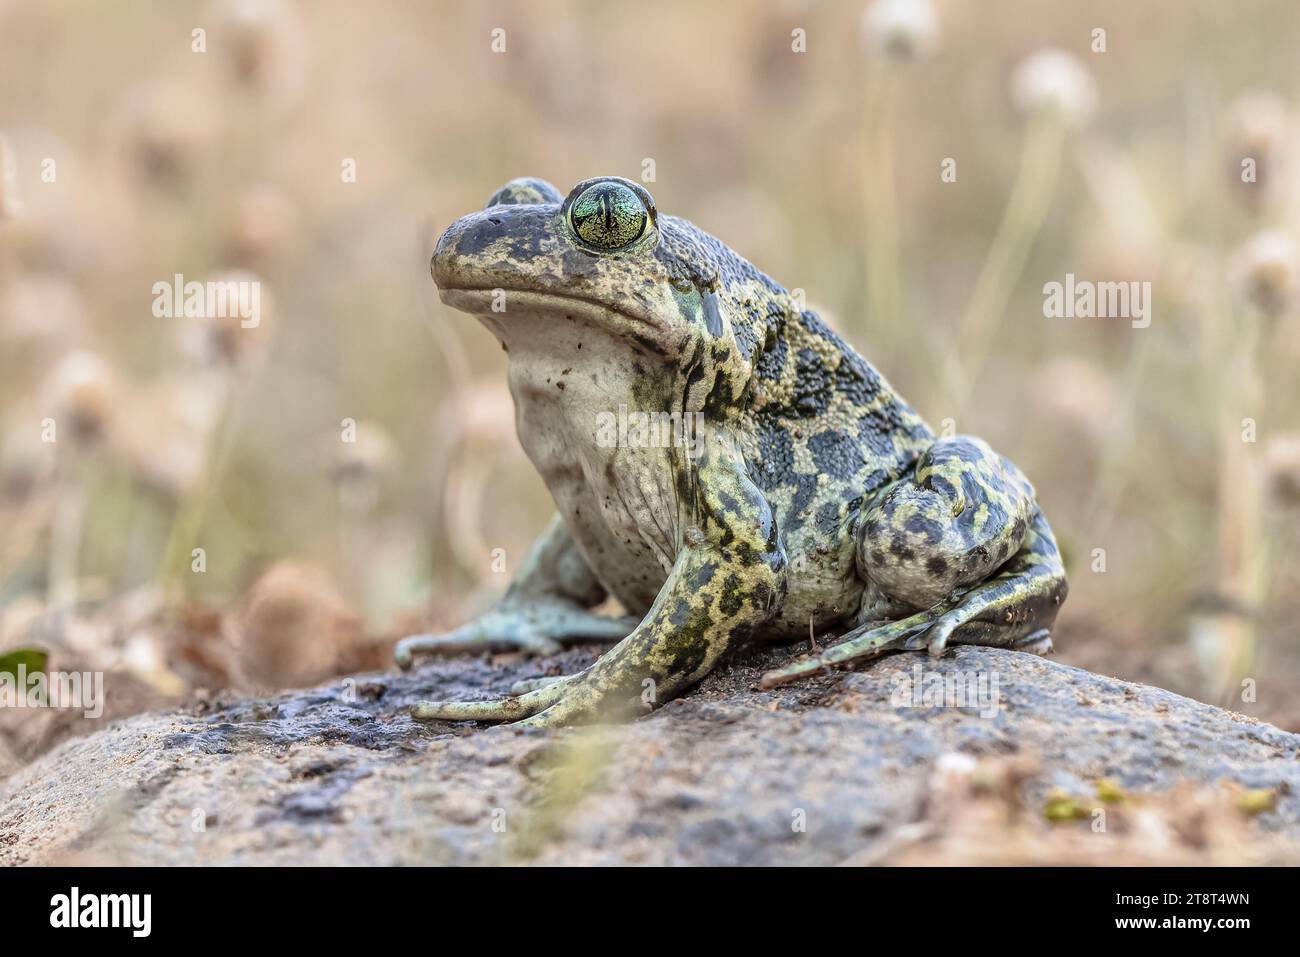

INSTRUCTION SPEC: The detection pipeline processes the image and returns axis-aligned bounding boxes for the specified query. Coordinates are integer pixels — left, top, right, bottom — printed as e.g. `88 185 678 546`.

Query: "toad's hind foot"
758 614 1055 689
758 610 936 688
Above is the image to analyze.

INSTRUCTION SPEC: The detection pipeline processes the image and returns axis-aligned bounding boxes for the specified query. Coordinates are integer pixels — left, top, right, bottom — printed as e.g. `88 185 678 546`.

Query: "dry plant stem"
1079 323 1158 530
0 489 52 587
945 116 1066 410
863 63 901 358
158 374 240 596
48 449 92 612
338 477 377 611
1211 306 1266 699
442 453 494 581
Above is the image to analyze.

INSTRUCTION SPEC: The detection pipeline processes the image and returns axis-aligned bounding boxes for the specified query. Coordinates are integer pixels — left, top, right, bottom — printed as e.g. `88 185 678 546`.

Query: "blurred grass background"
2 0 1300 752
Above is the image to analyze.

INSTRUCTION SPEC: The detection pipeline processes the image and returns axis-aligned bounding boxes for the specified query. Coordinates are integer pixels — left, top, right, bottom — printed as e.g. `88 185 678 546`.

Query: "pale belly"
523 424 681 616
494 319 685 616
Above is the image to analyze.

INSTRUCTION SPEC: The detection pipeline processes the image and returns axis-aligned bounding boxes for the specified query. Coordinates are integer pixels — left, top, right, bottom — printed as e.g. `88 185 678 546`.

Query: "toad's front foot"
411 665 629 728
394 597 635 669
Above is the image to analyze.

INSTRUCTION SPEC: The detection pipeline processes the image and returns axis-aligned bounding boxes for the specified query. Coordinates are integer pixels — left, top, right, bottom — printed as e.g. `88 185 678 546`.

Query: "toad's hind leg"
915 507 1066 657
760 508 1067 688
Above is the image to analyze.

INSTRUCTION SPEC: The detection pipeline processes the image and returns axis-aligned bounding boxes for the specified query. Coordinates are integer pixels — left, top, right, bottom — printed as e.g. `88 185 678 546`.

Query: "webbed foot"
411 647 645 728
758 608 937 688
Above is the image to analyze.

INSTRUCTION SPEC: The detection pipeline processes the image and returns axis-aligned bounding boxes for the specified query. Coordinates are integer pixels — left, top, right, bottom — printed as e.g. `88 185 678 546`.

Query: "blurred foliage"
0 648 46 681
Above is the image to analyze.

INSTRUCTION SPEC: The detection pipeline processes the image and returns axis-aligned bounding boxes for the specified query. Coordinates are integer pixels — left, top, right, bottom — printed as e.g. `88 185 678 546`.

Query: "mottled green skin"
398 176 1068 726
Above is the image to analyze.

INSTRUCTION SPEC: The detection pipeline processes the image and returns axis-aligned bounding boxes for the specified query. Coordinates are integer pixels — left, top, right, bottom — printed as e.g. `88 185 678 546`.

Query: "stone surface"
2 644 1298 865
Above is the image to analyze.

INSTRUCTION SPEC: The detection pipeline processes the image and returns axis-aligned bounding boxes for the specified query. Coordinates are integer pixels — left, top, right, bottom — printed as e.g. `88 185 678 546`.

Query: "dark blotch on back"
754 332 788 382
815 499 845 535
753 420 796 493
792 348 833 417
808 429 866 481
785 473 819 530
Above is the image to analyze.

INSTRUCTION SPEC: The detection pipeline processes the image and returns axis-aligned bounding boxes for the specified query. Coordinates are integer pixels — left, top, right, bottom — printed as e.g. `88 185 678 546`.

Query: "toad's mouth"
437 286 666 338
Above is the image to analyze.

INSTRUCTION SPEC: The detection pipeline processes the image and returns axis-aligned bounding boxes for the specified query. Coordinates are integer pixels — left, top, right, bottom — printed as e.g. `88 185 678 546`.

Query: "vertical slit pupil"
571 183 645 247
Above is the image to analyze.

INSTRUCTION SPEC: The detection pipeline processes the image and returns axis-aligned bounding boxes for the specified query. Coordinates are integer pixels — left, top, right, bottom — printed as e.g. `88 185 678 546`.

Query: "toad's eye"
567 180 649 251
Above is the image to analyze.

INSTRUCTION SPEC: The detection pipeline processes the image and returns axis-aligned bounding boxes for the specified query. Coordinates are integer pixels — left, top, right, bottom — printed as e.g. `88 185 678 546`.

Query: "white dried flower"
48 350 118 444
117 83 212 187
221 0 281 82
1231 229 1299 316
223 183 299 267
333 421 398 486
178 270 273 368
1226 92 1289 206
1265 433 1300 507
862 0 939 61
1011 49 1098 127
1227 91 1288 158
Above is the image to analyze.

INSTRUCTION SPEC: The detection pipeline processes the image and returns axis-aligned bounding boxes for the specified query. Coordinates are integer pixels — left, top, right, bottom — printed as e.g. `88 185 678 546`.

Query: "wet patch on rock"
262 759 374 825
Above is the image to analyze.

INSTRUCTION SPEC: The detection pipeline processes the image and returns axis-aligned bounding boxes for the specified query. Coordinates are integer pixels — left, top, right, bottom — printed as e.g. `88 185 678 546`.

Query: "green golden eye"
567 181 649 251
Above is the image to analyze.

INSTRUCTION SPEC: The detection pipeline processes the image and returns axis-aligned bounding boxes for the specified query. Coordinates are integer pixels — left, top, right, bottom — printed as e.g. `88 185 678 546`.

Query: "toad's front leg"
412 431 787 728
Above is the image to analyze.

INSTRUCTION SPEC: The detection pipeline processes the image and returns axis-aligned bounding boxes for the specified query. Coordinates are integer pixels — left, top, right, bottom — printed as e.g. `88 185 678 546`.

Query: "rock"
1 645 1298 865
